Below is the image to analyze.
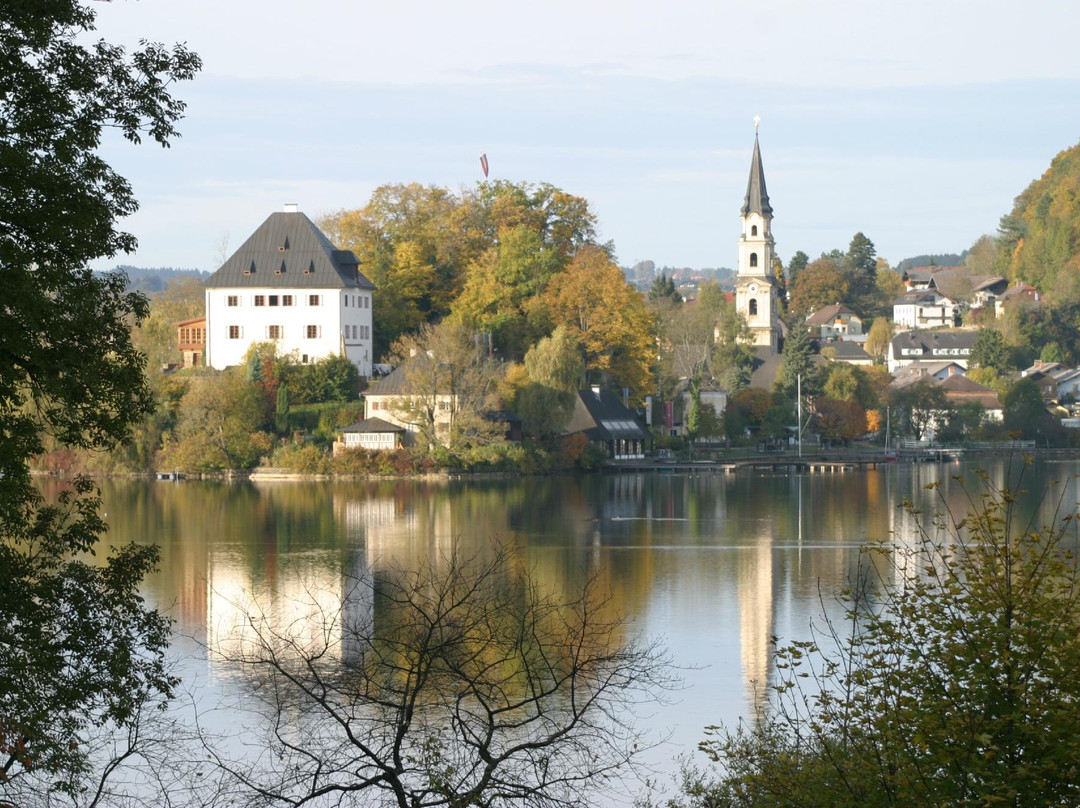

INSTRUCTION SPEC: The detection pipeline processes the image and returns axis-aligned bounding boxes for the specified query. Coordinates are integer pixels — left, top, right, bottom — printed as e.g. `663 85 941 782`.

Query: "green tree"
162 372 270 471
890 378 949 441
776 320 816 400
681 469 1080 808
517 326 584 438
1002 377 1059 443
0 1 198 800
648 271 682 305
275 384 291 435
970 327 1012 373
786 250 809 287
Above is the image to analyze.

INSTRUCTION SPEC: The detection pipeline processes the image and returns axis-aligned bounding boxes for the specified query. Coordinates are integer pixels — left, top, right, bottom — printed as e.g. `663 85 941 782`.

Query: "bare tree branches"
202 545 673 807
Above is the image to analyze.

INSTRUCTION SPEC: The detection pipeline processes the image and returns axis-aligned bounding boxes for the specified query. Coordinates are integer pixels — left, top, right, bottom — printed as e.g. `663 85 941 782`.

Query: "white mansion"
203 205 375 375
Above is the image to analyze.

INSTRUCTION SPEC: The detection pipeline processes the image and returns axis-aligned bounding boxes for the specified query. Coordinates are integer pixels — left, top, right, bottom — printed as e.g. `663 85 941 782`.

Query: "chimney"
283 203 299 213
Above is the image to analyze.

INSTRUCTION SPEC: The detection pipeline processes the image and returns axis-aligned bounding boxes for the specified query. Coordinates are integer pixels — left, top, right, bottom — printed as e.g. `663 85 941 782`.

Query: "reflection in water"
82 456 1079 788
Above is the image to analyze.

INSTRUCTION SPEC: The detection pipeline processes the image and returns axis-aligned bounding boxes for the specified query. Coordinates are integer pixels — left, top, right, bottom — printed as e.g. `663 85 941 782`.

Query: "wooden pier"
609 456 895 474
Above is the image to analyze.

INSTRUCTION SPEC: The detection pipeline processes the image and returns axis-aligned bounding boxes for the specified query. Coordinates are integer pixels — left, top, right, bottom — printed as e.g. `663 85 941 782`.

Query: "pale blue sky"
92 0 1080 273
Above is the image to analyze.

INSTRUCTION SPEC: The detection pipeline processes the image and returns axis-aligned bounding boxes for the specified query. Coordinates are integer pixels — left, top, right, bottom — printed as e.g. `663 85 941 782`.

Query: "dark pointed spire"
741 133 772 217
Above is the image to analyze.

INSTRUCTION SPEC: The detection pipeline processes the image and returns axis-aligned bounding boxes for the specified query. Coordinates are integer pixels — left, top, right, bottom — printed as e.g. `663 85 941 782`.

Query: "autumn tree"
203 547 672 808
996 139 1080 293
160 372 270 471
537 246 655 401
863 317 892 362
450 224 561 358
386 320 505 451
788 257 849 318
0 1 198 801
815 397 867 445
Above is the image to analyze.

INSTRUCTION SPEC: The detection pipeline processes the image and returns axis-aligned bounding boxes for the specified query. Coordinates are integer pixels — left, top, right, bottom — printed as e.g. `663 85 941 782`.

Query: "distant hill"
895 253 966 273
997 139 1080 294
622 261 735 292
97 266 209 295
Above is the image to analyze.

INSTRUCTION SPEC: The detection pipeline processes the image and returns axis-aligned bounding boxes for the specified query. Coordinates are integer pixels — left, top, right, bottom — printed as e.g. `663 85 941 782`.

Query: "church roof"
205 208 374 290
740 134 772 217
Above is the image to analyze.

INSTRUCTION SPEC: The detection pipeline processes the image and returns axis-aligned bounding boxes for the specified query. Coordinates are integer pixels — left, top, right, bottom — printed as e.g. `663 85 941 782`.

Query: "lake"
69 455 1080 804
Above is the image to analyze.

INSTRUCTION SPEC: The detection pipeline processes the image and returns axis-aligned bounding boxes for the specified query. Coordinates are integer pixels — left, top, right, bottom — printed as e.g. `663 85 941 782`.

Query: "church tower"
734 124 781 354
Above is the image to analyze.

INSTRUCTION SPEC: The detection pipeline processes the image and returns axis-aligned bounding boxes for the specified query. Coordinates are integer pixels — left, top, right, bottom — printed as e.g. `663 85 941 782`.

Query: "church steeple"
741 133 772 217
734 120 781 355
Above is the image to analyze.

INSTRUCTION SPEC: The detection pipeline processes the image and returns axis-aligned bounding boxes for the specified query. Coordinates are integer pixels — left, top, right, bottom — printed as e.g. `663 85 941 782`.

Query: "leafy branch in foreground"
668 464 1080 808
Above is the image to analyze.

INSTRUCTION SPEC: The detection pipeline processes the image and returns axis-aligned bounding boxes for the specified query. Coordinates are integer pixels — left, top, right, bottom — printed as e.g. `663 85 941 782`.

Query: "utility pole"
797 373 802 458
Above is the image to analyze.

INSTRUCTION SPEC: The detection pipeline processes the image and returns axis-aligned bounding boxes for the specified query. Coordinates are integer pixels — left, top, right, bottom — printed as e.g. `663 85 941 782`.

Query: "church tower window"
750 252 758 268
751 225 758 236
749 299 758 316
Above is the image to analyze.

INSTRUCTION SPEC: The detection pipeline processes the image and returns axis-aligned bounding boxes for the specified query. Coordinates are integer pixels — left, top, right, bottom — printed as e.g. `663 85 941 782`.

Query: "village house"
174 316 206 368
995 282 1042 317
888 331 977 374
563 387 651 459
335 417 406 452
805 303 863 339
938 374 1004 421
203 205 375 375
892 288 959 330
971 276 1009 307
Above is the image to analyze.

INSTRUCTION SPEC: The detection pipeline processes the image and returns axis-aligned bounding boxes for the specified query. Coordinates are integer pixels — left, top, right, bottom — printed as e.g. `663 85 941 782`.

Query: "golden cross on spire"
753 114 761 132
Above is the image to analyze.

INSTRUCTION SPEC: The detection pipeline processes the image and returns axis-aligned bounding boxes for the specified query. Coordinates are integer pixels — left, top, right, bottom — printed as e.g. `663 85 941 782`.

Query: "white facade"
892 291 958 330
205 286 373 373
202 207 375 375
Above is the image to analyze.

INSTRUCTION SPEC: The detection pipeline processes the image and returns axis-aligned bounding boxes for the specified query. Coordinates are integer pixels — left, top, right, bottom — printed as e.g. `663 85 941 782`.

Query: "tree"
451 224 561 358
275 384 291 435
0 1 198 800
162 372 271 471
890 378 949 441
788 257 849 318
677 468 1080 807
814 397 867 445
1003 377 1058 443
536 245 655 401
786 251 809 288
517 326 585 438
203 546 672 808
970 327 1012 373
387 321 504 451
648 272 682 305
776 320 815 401
863 318 892 363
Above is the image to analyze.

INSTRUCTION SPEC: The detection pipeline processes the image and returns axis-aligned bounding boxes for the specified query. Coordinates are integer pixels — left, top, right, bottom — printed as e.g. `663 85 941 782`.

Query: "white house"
204 205 375 375
892 289 959 330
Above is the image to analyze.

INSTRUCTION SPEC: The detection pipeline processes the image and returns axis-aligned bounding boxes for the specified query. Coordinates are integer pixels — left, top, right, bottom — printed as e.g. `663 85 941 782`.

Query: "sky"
91 0 1080 274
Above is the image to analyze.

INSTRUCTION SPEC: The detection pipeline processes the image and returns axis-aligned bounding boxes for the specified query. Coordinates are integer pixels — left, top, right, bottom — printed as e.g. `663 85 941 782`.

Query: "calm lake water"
67 456 1080 803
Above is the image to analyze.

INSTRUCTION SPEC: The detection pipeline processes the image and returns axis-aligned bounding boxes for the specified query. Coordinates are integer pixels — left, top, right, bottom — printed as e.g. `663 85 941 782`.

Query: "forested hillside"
997 139 1080 295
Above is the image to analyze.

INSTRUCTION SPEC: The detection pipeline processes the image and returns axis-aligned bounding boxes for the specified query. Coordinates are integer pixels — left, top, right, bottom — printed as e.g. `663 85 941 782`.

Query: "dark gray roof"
825 341 872 361
341 417 405 434
204 210 375 290
563 389 650 442
740 134 772 217
891 330 977 356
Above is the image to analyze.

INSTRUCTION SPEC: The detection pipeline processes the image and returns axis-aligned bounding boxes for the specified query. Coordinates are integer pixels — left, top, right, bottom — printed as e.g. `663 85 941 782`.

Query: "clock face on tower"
749 283 758 293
